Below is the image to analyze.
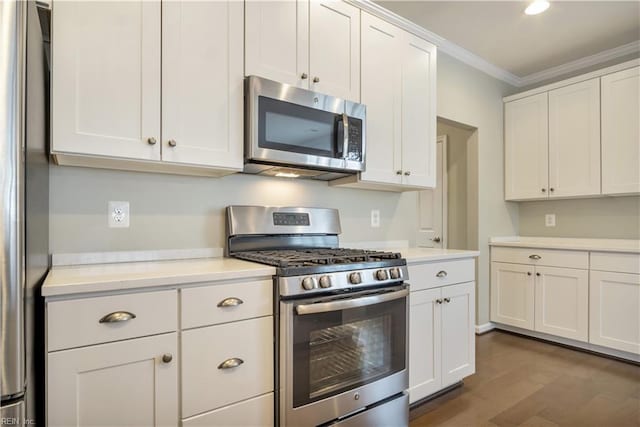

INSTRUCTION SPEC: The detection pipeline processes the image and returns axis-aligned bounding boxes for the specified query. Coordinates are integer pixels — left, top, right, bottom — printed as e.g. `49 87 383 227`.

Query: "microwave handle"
341 113 349 159
296 288 408 315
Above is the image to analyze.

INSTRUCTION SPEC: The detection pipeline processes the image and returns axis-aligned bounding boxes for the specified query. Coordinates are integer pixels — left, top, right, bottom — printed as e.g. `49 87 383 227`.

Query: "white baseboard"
475 322 495 334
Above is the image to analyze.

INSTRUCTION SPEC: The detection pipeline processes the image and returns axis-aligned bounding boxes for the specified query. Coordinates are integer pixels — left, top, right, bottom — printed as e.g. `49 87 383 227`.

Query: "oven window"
292 294 406 408
258 96 341 158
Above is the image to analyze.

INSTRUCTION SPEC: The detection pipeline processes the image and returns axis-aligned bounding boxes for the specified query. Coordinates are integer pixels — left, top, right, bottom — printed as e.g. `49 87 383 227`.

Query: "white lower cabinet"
409 278 475 404
589 270 640 354
490 262 535 329
534 266 588 342
181 316 274 417
47 333 178 427
182 393 273 427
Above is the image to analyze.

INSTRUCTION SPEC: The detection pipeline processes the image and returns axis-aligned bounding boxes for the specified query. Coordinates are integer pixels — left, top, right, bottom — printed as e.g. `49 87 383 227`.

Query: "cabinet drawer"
182 393 273 427
408 258 474 291
491 247 588 269
182 316 273 417
591 252 640 274
47 290 177 352
181 280 272 329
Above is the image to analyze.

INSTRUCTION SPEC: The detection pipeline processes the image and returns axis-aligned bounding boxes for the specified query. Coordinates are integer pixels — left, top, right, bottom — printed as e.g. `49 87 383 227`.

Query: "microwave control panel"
347 118 363 161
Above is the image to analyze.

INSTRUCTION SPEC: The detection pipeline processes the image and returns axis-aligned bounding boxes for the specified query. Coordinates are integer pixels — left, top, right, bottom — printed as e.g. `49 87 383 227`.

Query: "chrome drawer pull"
99 311 136 324
217 297 244 308
436 270 447 278
217 357 244 370
529 254 541 260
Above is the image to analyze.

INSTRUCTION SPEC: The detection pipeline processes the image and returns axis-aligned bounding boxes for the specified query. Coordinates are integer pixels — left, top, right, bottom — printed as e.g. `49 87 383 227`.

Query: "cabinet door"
548 78 601 197
601 66 640 195
490 262 535 330
504 93 549 200
401 34 437 189
590 271 640 354
534 266 588 342
162 1 243 170
441 282 475 387
245 0 308 87
408 288 441 404
47 333 177 427
309 1 360 101
52 1 161 160
359 12 403 186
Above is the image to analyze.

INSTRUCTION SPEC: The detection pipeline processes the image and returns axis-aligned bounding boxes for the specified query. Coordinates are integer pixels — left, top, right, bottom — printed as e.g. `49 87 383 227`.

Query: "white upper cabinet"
52 0 243 176
359 13 403 186
162 1 243 170
334 12 436 191
401 34 437 188
52 1 161 161
548 78 601 197
245 0 360 102
601 66 640 195
244 0 308 88
504 93 549 200
309 1 360 101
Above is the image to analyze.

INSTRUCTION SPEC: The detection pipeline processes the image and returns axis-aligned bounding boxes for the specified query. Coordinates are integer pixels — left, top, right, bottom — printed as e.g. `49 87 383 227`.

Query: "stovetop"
231 248 406 276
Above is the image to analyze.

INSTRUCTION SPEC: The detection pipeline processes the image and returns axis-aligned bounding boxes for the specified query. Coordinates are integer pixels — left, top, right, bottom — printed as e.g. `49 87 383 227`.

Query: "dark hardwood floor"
410 330 640 427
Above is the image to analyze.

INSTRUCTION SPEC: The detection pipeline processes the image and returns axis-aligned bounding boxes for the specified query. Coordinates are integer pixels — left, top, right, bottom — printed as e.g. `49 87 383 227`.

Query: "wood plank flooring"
410 330 640 427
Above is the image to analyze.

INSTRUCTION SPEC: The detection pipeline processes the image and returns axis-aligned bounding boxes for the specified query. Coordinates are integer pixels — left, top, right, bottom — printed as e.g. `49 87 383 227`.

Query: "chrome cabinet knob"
436 299 443 304
318 275 332 288
301 277 317 290
348 272 362 285
396 170 402 175
313 76 320 83
147 137 157 145
527 272 532 276
301 73 308 79
168 139 177 147
549 188 555 192
444 297 451 303
161 353 173 364
433 237 441 243
536 272 541 277
404 171 411 176
542 188 546 192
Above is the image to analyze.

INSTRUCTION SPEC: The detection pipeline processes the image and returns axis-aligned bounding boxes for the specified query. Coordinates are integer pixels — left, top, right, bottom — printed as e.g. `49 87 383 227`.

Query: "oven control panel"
280 265 408 297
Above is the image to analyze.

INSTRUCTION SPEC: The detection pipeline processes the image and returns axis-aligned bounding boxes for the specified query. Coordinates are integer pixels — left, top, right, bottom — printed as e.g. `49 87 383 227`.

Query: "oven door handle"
296 288 408 315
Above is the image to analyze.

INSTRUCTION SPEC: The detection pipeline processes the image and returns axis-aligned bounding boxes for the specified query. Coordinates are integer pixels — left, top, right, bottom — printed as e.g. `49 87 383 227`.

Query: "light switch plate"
109 201 130 228
370 209 380 228
545 214 556 227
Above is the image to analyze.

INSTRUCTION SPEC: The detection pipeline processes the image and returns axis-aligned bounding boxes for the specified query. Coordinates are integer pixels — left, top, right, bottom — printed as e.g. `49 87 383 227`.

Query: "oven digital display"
273 212 310 226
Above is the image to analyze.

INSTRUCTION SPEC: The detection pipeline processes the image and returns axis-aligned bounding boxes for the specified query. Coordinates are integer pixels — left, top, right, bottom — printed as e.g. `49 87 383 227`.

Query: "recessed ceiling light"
525 0 550 15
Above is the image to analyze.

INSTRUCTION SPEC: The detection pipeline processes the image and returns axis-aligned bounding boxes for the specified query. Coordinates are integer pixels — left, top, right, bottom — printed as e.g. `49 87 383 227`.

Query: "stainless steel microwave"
244 76 366 180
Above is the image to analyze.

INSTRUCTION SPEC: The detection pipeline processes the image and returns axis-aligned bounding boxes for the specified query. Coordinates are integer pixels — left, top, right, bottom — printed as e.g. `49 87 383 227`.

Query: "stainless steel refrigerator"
1 1 50 424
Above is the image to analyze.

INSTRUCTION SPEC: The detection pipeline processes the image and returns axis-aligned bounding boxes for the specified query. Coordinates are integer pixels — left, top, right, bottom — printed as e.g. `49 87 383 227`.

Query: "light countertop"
43 247 480 297
489 236 640 253
42 257 276 297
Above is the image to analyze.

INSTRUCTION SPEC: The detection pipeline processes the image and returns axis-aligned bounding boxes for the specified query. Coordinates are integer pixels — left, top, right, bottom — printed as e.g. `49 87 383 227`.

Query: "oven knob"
375 269 389 281
348 272 362 285
301 277 317 290
389 268 401 280
318 275 332 288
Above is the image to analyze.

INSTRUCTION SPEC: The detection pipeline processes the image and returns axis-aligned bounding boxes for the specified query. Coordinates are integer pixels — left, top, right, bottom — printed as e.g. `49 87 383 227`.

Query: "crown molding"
350 0 640 88
519 40 640 86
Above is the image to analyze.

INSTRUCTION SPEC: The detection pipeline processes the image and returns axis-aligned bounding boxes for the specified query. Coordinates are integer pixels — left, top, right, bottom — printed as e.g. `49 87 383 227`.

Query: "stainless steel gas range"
226 206 409 427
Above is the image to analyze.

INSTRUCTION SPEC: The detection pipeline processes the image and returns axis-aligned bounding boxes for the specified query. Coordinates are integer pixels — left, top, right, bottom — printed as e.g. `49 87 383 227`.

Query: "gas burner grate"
232 248 402 268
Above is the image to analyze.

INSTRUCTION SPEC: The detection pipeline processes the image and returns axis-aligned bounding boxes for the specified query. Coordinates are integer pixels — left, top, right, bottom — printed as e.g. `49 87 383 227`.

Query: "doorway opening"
417 117 478 251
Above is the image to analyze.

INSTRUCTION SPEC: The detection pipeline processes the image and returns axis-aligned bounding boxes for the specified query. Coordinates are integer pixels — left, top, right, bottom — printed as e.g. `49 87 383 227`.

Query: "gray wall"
49 166 420 253
518 196 640 239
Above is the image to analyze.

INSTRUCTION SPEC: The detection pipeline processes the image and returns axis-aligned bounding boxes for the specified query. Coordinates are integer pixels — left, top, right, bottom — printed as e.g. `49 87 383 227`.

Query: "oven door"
280 285 408 427
246 75 365 172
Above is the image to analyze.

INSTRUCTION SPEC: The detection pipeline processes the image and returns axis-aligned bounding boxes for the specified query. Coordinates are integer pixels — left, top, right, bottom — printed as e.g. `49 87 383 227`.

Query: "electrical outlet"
545 214 556 227
109 201 130 228
370 209 380 228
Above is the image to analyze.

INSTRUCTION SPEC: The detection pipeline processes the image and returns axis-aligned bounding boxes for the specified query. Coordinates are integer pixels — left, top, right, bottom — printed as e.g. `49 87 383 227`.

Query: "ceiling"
375 1 640 79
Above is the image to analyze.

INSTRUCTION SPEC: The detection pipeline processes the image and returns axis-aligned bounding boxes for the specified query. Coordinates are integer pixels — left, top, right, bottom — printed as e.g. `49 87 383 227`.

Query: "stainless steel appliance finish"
1 1 50 423
226 206 409 427
244 75 366 180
